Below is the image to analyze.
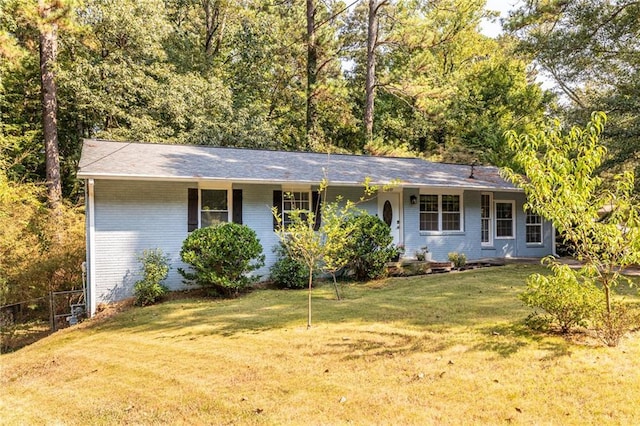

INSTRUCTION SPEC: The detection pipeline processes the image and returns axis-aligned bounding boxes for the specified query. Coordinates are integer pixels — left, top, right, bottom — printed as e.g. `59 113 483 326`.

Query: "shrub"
594 303 640 347
343 215 395 281
448 252 467 268
134 249 170 306
270 243 310 289
179 223 265 296
520 263 604 333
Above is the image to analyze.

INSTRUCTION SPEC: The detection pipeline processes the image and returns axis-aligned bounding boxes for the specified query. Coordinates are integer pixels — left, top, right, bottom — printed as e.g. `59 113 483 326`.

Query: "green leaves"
521 263 604 333
504 112 609 237
179 223 265 296
508 0 640 183
506 112 640 344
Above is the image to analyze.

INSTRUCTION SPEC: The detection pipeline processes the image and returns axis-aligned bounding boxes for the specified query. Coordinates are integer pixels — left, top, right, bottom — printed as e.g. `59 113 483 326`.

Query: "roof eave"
77 172 521 192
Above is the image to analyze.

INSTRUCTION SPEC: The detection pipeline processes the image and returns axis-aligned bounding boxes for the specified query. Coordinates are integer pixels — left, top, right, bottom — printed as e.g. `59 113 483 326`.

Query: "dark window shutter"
187 188 198 232
273 190 282 230
312 191 322 231
232 189 243 224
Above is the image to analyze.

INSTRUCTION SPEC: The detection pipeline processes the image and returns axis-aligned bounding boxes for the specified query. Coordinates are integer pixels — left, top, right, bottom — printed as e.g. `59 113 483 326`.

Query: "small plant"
270 243 310 289
448 252 467 268
415 246 429 261
520 263 604 333
390 244 405 261
594 303 640 347
179 223 265 297
134 249 170 306
524 311 553 331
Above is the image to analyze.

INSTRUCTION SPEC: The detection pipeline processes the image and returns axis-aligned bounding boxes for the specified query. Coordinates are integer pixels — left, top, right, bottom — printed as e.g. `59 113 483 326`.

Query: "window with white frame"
419 193 462 232
419 194 439 231
201 189 229 227
481 193 492 245
495 200 515 238
526 211 543 244
283 190 310 227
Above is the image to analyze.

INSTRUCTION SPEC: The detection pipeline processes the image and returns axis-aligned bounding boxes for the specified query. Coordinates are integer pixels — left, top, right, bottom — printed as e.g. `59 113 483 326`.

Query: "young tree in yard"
273 195 325 329
504 112 640 345
319 196 360 300
274 176 395 328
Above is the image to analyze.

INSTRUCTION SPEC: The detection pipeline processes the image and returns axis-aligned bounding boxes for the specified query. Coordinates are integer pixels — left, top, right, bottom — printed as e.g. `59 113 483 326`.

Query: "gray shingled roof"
77 139 519 191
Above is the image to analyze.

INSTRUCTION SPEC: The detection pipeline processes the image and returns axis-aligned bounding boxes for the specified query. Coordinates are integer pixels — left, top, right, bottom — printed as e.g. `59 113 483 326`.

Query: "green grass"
2 264 640 424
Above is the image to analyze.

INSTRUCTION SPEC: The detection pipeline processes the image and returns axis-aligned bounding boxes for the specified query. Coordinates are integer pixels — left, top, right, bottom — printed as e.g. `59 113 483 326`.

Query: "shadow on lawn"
88 266 576 358
472 322 571 359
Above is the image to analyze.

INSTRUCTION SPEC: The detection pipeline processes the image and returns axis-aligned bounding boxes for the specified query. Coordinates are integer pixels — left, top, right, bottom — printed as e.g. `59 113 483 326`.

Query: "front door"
378 192 401 245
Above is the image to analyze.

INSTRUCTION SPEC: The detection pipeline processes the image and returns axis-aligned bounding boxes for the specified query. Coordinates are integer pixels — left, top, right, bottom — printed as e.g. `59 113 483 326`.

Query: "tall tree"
507 0 640 184
343 0 550 160
306 0 318 145
38 0 62 211
364 0 387 143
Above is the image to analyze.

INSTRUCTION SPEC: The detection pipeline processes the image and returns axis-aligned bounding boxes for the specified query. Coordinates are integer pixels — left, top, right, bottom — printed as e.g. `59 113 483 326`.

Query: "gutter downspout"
87 179 97 316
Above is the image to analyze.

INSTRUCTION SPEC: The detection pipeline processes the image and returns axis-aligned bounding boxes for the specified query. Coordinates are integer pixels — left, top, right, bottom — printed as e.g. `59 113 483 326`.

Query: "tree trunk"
307 267 313 329
306 0 318 148
39 0 62 213
364 0 380 144
204 0 225 58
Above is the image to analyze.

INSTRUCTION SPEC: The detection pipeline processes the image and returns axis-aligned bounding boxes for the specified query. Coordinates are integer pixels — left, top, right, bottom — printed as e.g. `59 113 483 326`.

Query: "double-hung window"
419 193 463 232
201 189 229 227
282 191 310 227
526 211 543 244
481 193 492 245
495 200 515 239
188 187 242 232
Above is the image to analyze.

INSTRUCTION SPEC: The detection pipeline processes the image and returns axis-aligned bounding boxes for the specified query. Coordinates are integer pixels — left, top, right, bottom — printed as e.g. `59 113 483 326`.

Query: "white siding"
234 183 281 279
93 180 191 303
90 180 554 306
402 189 554 261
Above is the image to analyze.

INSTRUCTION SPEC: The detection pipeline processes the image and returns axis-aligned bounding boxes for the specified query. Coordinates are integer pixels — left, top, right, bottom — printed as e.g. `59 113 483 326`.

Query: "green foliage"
508 0 640 180
134 249 170 306
448 252 467 268
273 196 325 327
0 170 85 304
273 179 391 325
594 302 640 348
505 112 640 331
520 263 604 333
343 215 395 281
179 223 265 297
269 244 310 290
1 0 553 200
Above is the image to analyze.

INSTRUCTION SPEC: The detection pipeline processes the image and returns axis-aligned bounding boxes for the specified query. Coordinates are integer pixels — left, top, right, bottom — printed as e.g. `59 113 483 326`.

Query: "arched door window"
383 200 393 226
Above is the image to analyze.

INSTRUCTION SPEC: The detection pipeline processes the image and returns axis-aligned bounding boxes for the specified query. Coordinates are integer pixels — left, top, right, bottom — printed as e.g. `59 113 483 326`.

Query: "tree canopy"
1 0 552 199
507 0 640 186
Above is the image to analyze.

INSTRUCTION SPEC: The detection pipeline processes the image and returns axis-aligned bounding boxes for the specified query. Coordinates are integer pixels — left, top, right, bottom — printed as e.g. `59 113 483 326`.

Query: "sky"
480 0 523 38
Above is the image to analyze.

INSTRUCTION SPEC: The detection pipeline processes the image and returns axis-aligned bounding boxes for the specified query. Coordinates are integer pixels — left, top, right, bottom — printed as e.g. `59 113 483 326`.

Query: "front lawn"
2 264 640 424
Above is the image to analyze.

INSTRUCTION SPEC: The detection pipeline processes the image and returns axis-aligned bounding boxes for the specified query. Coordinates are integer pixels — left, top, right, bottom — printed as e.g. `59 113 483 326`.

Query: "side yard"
2 264 640 424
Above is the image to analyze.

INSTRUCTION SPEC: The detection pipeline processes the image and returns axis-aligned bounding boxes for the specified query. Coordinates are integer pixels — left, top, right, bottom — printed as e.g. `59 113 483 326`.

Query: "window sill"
419 231 465 236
